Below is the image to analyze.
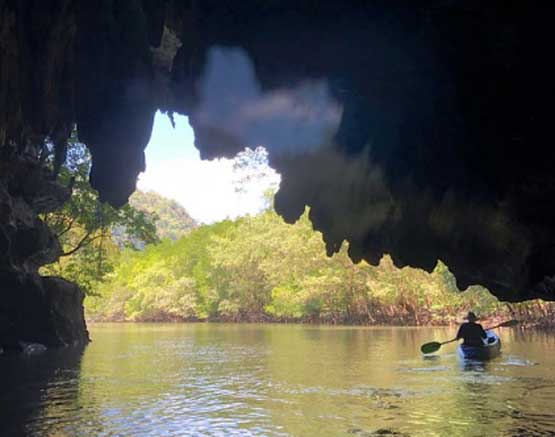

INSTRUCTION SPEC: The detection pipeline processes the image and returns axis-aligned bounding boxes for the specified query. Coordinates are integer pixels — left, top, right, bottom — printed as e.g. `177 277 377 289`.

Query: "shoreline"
85 316 552 329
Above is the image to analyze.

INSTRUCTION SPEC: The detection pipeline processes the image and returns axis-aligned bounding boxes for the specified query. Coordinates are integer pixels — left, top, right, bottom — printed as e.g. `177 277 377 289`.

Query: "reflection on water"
0 347 85 435
1 324 555 436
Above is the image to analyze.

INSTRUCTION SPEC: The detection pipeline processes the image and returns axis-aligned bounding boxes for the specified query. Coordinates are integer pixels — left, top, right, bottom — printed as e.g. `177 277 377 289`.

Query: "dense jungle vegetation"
42 137 555 326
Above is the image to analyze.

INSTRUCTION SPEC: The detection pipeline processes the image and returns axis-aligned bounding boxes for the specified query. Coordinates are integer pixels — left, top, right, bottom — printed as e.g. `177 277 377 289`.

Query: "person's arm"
477 323 487 338
456 324 465 339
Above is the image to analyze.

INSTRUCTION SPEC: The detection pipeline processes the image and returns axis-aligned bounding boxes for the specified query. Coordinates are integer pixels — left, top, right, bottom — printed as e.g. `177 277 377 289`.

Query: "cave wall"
0 157 89 348
1 1 555 303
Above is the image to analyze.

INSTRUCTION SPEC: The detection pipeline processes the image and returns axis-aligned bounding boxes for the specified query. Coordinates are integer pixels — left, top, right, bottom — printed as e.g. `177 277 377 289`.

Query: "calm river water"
1 324 555 436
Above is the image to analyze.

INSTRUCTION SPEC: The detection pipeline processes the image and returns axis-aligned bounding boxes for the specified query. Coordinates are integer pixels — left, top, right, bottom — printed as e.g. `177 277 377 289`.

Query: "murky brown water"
1 324 554 436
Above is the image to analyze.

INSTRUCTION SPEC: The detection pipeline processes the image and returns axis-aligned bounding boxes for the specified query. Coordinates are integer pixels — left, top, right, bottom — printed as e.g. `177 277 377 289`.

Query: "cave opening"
139 111 281 224
3 1 555 434
2 0 555 350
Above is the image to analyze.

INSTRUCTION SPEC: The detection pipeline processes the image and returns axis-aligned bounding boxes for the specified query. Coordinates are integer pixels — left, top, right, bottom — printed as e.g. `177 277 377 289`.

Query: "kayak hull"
458 330 501 360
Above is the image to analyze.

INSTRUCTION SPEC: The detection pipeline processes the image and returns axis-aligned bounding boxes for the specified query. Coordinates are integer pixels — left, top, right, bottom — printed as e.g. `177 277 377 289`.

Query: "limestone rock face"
1 1 555 303
0 272 89 348
41 277 90 346
0 157 89 348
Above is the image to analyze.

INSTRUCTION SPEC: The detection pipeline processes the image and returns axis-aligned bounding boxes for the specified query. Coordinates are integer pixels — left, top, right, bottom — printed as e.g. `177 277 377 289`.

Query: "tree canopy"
42 138 553 326
128 190 196 241
41 135 158 293
85 204 506 324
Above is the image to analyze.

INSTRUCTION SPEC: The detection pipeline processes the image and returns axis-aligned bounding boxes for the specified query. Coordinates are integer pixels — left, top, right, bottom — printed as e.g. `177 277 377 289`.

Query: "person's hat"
464 311 478 321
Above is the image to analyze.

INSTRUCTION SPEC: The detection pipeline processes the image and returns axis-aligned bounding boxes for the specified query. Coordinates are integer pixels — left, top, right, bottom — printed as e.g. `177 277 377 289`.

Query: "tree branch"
56 216 76 238
60 231 104 257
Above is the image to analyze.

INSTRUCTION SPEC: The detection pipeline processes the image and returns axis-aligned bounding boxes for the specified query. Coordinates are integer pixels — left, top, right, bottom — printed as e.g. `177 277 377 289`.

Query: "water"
1 324 555 436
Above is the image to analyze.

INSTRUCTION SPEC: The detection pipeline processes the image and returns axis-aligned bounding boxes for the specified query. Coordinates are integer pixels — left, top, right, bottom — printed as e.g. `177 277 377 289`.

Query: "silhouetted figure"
456 312 487 347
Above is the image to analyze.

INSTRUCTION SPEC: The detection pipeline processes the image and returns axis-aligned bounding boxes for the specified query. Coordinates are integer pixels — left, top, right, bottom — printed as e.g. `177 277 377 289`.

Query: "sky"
137 111 280 224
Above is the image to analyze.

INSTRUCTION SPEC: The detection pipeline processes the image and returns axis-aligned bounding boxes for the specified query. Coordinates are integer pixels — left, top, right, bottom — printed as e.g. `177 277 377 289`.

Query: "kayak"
458 330 501 360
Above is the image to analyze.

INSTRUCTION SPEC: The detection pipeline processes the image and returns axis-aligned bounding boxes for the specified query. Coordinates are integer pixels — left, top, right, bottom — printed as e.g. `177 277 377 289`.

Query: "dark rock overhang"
1 0 554 302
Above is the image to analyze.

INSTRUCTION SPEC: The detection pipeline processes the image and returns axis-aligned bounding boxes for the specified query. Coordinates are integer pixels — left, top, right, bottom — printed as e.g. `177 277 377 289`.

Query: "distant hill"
129 190 197 241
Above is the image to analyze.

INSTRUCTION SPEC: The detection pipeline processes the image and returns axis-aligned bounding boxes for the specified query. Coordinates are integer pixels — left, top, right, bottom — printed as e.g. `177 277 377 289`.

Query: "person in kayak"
456 312 487 347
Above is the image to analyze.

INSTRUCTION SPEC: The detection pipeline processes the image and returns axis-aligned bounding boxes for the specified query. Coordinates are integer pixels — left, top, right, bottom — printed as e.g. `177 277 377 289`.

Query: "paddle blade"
420 342 442 354
498 319 519 328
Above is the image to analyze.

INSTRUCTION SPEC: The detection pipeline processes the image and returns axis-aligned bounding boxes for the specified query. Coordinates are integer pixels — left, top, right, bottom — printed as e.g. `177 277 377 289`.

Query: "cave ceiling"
1 0 554 302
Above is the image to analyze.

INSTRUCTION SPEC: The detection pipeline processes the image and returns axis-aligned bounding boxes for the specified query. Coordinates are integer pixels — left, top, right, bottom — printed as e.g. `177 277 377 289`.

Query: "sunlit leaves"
41 134 158 294
86 203 504 323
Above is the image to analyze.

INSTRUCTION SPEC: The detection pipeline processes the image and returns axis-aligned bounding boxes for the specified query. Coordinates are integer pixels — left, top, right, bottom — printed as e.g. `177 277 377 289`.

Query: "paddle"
420 338 457 355
420 319 519 354
484 319 519 330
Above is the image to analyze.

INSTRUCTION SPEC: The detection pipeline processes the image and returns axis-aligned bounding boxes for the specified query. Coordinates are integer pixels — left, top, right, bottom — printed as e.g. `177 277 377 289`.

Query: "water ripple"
2 324 555 436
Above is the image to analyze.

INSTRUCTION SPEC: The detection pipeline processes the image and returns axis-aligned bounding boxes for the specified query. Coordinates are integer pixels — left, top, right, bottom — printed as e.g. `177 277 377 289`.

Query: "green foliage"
128 190 196 241
44 139 550 325
86 220 237 321
41 134 158 294
85 204 507 324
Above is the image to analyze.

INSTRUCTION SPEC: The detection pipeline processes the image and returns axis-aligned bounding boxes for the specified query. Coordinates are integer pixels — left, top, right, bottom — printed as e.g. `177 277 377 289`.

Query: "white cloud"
137 113 280 224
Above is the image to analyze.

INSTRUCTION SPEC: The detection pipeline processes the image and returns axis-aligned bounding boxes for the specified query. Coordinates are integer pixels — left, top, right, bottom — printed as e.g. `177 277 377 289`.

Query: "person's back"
456 312 487 346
